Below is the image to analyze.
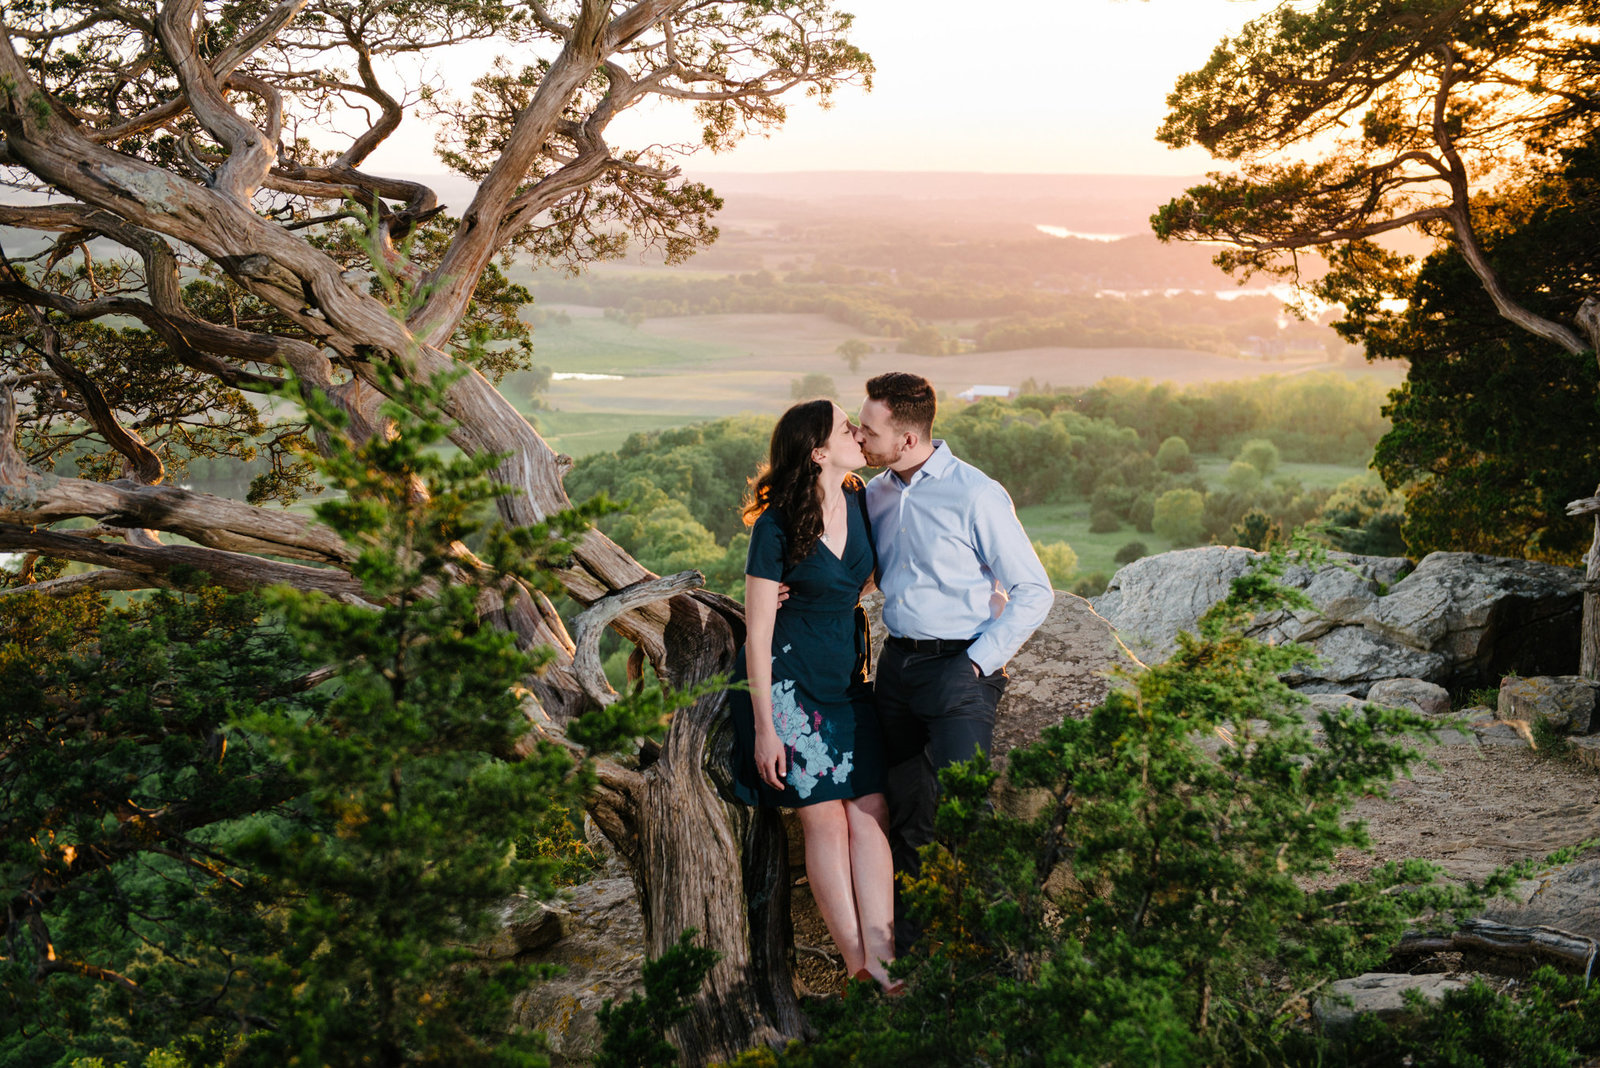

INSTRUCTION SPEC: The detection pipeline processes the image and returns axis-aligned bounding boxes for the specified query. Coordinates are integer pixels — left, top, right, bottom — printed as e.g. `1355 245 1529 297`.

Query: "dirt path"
1333 733 1600 885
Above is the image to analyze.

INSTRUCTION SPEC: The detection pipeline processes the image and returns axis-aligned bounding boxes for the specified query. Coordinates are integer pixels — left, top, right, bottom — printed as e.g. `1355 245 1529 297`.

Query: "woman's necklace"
819 494 845 545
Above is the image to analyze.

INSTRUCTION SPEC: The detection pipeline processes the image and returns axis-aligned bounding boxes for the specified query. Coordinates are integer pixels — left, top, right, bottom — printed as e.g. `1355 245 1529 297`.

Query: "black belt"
886 635 977 656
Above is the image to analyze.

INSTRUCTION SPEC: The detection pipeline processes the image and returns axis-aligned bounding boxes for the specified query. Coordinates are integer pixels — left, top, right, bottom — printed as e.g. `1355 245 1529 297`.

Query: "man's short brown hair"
865 371 936 437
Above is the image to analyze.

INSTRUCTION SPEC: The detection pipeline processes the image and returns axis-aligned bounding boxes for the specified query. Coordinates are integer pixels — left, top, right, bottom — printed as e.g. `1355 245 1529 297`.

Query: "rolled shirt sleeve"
871 442 1054 676
966 482 1053 675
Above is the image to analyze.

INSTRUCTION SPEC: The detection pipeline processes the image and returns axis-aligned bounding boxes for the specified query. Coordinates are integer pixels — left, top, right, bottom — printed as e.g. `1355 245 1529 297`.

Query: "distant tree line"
530 273 1343 357
564 374 1402 603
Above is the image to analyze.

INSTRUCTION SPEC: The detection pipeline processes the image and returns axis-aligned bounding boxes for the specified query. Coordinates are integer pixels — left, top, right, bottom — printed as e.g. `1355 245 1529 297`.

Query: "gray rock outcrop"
991 591 1129 762
1314 973 1470 1035
508 878 645 1066
1366 678 1452 717
1480 852 1600 950
1093 548 1582 696
1498 676 1600 735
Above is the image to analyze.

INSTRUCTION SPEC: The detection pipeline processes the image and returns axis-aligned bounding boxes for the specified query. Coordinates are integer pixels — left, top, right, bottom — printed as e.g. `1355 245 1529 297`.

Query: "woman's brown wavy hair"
743 399 861 566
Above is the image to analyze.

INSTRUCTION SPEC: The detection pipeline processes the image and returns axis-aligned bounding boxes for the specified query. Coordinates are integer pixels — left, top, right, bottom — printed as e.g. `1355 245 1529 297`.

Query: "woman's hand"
755 730 787 791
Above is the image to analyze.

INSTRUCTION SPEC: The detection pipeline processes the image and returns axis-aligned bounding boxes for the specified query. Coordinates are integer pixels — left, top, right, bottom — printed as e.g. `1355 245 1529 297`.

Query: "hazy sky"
363 0 1274 178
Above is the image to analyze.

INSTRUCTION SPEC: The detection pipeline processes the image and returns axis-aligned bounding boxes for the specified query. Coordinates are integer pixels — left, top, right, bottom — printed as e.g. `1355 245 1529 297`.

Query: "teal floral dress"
729 489 885 807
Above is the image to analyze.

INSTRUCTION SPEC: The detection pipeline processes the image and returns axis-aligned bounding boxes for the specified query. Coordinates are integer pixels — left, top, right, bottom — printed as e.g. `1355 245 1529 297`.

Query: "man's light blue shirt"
866 440 1053 676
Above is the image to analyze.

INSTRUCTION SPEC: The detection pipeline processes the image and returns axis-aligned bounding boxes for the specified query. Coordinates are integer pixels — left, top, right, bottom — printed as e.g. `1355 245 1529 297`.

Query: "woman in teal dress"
730 399 897 990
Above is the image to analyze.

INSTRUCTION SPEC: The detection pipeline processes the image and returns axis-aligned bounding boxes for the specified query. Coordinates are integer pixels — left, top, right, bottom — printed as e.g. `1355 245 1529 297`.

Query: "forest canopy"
1155 0 1600 566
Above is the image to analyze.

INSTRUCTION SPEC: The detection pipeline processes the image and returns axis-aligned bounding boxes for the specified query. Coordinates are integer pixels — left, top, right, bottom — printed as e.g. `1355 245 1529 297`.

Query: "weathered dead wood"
635 598 807 1064
0 568 156 598
153 0 288 204
571 570 706 708
408 0 618 347
1394 918 1600 978
1578 298 1600 356
0 476 352 564
0 388 28 488
10 297 168 550
1569 485 1600 679
0 524 371 603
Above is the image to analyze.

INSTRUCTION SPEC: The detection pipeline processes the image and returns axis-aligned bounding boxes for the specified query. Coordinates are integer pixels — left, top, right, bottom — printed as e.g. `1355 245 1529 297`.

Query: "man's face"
855 397 909 469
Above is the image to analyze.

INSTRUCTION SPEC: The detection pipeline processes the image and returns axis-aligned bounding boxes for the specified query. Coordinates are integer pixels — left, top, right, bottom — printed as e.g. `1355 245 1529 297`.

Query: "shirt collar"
892 440 954 487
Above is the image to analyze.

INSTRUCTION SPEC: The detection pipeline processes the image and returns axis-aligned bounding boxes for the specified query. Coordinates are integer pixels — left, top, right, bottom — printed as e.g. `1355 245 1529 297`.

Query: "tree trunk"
422 357 806 1060
639 688 809 1063
1584 497 1600 681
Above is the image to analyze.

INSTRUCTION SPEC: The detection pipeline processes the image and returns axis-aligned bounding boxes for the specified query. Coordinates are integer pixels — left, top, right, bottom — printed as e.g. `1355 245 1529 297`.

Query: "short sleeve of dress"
744 510 787 582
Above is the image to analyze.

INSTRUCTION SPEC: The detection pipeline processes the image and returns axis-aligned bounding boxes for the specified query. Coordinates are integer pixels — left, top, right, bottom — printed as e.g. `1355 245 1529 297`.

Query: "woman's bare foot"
854 966 903 995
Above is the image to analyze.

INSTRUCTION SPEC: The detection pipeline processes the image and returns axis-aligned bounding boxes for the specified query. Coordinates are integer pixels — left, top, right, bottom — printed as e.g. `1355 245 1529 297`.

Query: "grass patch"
529 410 702 457
1192 455 1370 490
528 315 747 373
1017 501 1178 581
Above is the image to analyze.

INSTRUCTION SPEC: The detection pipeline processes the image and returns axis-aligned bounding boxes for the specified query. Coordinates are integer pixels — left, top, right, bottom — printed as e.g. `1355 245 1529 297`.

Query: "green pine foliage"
594 931 720 1068
0 585 307 1068
224 370 598 1066
739 556 1529 1066
1363 134 1600 566
1334 968 1600 1068
3 370 657 1066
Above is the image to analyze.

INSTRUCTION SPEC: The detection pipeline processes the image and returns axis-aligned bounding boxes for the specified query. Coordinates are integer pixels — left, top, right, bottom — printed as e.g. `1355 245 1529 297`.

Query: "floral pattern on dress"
769 674 854 801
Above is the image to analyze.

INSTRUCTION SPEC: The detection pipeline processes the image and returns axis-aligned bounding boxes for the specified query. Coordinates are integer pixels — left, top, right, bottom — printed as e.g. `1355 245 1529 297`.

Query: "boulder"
1089 546 1268 660
480 902 564 961
509 878 644 1066
1094 548 1582 695
1470 714 1535 748
1569 735 1600 770
1366 678 1452 717
865 590 1132 769
1362 554 1584 686
1279 626 1446 695
1314 973 1470 1035
992 592 1130 764
1498 676 1599 735
1305 692 1363 715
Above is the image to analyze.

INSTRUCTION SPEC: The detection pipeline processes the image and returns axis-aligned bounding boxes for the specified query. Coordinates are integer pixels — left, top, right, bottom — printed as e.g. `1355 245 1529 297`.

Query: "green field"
1017 502 1180 582
528 409 701 457
528 315 747 373
1193 457 1372 491
1020 453 1373 583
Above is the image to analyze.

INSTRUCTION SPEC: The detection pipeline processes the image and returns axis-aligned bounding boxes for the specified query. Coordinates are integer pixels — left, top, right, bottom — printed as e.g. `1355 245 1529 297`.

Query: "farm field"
1015 451 1372 582
517 310 1361 458
1192 457 1372 491
1015 502 1180 582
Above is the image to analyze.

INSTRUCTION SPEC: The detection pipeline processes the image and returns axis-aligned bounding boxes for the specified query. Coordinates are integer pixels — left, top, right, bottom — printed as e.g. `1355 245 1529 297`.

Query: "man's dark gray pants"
874 640 1008 957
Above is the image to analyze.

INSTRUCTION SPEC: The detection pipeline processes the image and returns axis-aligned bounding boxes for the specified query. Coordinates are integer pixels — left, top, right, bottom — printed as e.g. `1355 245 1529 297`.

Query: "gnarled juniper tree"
0 2 871 1055
1151 0 1600 674
2 373 664 1066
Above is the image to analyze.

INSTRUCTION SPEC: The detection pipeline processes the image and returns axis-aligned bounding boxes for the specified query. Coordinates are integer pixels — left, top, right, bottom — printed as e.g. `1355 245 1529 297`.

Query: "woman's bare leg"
796 800 867 976
844 793 896 985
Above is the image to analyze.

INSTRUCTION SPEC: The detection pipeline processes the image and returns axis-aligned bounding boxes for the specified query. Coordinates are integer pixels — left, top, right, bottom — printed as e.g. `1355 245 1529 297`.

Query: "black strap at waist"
886 635 976 656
